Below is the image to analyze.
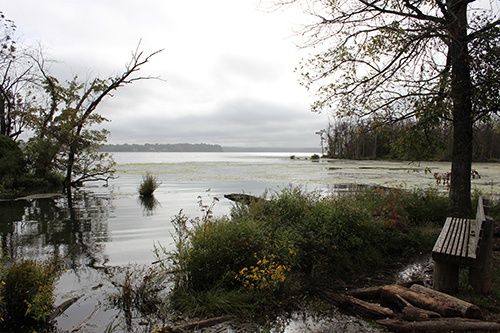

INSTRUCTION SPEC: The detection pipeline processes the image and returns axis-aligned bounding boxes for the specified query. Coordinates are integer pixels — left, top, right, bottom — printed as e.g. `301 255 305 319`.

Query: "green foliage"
162 186 449 318
0 135 64 196
138 172 161 197
0 259 60 328
0 134 25 188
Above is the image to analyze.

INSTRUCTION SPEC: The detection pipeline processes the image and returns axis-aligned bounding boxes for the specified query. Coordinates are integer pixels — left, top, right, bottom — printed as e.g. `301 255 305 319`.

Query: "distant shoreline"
101 143 320 153
223 146 320 153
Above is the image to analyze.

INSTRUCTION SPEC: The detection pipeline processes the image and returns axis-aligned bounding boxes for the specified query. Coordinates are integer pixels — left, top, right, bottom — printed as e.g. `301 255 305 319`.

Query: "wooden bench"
432 197 494 294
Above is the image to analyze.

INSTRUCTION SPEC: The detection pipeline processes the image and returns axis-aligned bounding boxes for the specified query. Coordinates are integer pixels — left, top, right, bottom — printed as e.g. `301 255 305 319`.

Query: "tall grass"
138 172 161 197
155 186 452 319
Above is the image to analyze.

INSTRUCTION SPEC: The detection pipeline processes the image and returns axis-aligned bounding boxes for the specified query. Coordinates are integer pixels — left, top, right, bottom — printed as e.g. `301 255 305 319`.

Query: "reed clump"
138 172 161 197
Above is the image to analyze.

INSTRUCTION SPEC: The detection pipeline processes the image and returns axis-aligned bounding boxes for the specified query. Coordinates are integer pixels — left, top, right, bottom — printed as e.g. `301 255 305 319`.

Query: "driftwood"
395 294 441 321
410 284 482 319
377 318 500 332
49 296 81 321
316 284 497 332
345 286 383 299
380 284 482 319
157 316 232 333
224 193 263 205
315 288 394 319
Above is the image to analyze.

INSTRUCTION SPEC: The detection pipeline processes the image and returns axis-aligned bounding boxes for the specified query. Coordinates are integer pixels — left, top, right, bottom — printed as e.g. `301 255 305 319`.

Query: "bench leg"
433 260 459 293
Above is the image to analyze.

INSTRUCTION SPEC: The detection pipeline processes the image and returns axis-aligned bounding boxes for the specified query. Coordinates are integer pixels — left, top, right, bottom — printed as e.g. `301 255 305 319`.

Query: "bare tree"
0 12 39 139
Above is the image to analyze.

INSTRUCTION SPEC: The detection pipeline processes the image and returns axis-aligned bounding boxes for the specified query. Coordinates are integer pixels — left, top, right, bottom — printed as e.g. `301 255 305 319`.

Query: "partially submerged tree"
28 45 162 195
274 0 500 216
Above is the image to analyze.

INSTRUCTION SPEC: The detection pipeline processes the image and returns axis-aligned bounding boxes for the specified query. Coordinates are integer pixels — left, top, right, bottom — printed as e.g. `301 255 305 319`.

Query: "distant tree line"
101 143 223 153
321 116 500 162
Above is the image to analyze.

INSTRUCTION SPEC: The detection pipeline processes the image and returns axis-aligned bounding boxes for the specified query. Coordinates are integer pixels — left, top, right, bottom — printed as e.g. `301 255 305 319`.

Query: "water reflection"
0 190 113 270
138 195 161 216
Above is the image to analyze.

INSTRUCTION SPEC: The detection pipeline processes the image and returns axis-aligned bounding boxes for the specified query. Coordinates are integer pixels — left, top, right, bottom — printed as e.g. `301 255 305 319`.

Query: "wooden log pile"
315 283 500 332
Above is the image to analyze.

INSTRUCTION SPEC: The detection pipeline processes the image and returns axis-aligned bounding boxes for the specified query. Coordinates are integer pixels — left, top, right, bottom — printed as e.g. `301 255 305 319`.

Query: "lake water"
1 152 499 332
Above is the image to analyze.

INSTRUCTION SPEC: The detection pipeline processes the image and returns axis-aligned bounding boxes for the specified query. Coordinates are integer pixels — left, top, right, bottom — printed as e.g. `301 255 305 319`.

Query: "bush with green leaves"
0 259 60 329
163 186 450 318
0 135 26 191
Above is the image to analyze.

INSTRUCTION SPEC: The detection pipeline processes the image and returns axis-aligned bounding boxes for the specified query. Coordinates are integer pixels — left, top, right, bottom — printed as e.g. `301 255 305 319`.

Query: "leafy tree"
27 46 162 195
0 134 25 190
275 0 500 215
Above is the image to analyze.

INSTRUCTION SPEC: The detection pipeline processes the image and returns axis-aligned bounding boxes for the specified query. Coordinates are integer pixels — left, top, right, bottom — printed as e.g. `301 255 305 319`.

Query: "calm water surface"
1 152 499 332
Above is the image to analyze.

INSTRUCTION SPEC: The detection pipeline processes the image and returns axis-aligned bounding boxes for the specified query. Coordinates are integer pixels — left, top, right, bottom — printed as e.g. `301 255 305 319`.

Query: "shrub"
0 135 26 191
0 259 60 327
164 186 448 317
310 154 320 160
138 172 161 197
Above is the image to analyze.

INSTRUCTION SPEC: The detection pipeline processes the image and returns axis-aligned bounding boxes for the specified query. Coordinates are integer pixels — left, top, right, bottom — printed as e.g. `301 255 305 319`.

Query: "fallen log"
410 284 482 319
157 316 232 333
381 284 481 319
377 318 500 332
395 294 441 321
345 286 383 299
315 288 394 319
49 296 81 321
224 193 263 205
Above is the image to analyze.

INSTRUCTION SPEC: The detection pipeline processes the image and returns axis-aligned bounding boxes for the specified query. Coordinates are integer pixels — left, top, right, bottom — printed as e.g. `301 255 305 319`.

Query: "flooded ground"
1 152 499 332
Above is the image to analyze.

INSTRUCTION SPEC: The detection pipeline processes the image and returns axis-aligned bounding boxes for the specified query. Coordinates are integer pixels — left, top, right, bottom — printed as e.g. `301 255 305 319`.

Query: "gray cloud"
105 97 325 147
4 0 328 148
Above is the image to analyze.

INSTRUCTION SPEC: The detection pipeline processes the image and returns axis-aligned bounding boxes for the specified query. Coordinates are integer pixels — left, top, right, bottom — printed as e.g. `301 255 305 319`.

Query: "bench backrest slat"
433 217 453 254
455 218 468 257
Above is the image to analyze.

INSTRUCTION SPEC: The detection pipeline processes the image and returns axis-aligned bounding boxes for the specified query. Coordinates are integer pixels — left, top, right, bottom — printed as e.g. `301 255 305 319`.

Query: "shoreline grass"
155 186 454 319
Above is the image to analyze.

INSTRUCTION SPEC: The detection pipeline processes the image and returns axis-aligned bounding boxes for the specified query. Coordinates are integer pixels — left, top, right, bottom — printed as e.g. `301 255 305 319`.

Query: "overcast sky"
3 0 330 148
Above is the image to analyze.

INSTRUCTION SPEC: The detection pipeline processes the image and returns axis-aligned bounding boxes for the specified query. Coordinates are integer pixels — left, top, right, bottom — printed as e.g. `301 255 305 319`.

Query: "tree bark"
0 93 6 136
409 284 482 319
346 286 383 299
396 294 442 321
447 0 474 217
380 284 481 319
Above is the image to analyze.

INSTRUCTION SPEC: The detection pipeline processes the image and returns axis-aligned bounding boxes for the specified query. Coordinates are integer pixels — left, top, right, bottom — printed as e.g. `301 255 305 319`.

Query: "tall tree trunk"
65 141 77 195
447 0 473 217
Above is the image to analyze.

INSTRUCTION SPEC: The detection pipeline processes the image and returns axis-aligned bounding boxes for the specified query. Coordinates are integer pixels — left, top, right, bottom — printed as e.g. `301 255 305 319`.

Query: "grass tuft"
138 172 161 197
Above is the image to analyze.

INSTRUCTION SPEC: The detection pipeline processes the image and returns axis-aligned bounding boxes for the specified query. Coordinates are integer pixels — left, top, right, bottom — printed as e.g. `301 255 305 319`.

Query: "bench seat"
432 217 480 266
